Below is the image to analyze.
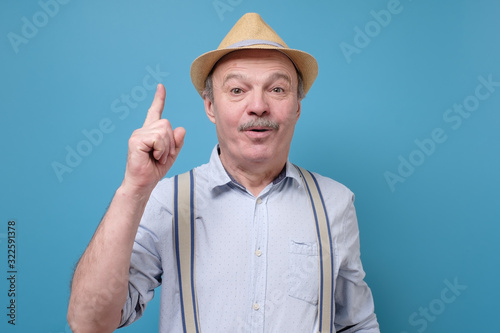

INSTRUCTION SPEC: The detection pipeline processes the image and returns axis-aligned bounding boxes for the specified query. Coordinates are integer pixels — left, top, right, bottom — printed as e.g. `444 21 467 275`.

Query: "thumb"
170 127 186 160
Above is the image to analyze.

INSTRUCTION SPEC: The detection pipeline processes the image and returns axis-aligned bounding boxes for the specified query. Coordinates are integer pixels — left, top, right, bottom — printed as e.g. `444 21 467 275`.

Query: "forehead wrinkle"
222 73 247 87
221 71 293 88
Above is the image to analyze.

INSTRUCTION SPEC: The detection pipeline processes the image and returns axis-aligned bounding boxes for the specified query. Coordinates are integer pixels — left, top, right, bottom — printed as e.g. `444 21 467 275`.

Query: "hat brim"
190 45 318 98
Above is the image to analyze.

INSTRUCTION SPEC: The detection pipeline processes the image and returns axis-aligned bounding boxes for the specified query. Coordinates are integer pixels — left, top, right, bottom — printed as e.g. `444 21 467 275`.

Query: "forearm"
67 185 151 333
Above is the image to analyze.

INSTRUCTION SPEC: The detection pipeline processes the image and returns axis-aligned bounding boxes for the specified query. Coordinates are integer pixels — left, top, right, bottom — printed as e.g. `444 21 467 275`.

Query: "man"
67 13 379 332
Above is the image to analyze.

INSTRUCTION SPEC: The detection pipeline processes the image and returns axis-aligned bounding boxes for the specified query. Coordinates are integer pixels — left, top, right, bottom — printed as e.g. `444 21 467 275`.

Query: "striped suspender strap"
173 167 333 333
173 169 200 333
295 165 335 333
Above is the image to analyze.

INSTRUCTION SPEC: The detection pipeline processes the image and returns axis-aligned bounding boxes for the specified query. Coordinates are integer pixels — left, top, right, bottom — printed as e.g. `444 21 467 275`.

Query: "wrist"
118 178 156 201
114 182 154 214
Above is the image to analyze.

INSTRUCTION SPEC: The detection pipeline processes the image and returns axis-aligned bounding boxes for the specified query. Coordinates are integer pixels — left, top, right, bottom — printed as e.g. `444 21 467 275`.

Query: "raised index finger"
143 83 166 127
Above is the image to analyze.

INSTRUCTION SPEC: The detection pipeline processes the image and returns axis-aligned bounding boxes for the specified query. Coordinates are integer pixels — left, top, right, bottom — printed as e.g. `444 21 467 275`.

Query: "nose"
247 89 269 116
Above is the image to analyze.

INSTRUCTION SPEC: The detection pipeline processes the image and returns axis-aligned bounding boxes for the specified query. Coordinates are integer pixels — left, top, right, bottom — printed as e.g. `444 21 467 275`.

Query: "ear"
204 96 216 124
295 99 302 120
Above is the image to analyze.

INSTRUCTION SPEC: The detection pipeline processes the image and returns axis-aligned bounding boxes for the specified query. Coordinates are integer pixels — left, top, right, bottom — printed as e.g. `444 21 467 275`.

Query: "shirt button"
253 303 260 311
256 197 262 204
255 249 262 257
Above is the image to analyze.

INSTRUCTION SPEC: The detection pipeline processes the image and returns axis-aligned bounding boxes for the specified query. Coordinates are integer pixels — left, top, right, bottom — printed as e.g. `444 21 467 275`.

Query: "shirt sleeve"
118 193 170 327
333 193 380 332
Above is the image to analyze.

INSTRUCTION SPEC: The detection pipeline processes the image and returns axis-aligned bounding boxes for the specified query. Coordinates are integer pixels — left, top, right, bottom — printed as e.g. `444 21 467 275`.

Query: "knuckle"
151 131 163 141
128 131 140 144
157 118 171 128
152 132 169 147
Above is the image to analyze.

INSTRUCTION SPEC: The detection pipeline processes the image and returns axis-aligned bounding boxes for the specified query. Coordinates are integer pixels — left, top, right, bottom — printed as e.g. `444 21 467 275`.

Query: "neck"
220 154 286 197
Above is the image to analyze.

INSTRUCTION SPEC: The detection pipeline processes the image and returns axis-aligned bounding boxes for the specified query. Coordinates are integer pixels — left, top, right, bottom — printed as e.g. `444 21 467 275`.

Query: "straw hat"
190 13 318 97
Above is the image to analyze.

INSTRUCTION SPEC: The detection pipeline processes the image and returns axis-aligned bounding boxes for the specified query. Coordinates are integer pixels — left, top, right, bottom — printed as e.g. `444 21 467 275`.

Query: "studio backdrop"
1 0 499 332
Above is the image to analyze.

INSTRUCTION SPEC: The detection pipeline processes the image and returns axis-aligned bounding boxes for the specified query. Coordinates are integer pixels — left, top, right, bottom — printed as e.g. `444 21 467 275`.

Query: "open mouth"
250 128 269 132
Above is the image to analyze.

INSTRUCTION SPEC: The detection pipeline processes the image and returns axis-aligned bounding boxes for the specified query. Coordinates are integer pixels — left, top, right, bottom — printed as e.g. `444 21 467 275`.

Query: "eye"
272 87 284 93
231 88 243 94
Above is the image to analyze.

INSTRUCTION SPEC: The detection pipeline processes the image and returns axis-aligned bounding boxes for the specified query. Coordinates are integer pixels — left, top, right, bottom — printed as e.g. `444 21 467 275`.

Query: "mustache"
238 118 280 131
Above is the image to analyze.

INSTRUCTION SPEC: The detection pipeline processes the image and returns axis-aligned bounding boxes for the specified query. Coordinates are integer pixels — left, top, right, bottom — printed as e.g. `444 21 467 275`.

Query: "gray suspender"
173 166 334 332
295 165 334 333
172 170 200 333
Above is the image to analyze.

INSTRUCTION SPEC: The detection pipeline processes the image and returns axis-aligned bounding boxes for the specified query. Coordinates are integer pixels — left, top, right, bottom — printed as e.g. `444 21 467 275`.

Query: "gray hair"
202 70 305 102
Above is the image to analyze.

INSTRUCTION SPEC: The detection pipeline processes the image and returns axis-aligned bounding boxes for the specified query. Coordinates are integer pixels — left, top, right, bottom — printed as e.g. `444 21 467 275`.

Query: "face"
204 49 302 172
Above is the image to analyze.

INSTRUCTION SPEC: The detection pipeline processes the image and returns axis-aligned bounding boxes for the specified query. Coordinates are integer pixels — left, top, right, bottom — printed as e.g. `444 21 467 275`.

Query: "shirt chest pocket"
287 240 319 305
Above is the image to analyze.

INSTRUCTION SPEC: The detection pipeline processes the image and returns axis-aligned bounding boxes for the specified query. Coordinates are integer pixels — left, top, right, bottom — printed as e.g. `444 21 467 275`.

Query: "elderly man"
68 13 379 333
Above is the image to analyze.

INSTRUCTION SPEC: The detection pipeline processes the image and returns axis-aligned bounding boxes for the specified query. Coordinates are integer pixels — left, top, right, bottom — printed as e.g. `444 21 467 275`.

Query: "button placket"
250 194 268 331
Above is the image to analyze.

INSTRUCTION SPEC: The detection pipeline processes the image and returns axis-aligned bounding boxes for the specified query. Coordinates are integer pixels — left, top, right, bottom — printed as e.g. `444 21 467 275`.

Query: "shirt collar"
207 145 303 192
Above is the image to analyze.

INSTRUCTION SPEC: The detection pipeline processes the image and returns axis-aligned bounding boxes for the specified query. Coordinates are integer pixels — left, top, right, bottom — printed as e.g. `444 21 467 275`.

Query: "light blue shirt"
120 146 379 332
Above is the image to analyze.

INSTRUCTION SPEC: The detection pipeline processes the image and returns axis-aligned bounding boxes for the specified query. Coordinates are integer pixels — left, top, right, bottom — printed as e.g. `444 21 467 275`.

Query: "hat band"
226 39 285 49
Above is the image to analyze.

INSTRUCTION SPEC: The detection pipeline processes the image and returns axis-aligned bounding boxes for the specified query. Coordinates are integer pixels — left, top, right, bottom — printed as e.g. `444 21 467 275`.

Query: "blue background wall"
1 0 499 332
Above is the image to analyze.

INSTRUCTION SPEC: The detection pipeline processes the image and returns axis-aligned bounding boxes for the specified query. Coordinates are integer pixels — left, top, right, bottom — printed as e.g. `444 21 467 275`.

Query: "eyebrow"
222 73 247 87
267 72 292 85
